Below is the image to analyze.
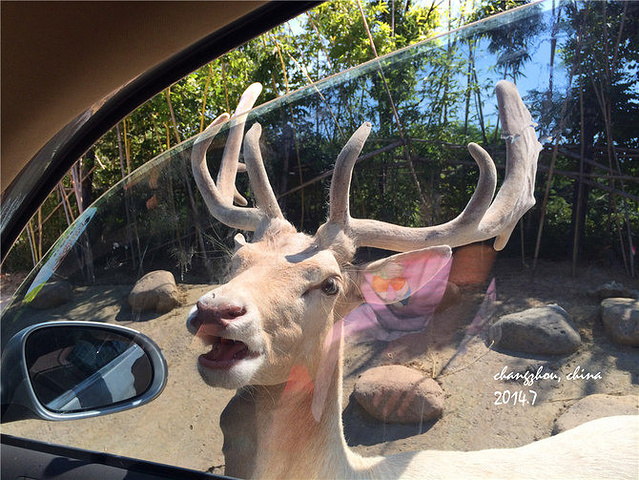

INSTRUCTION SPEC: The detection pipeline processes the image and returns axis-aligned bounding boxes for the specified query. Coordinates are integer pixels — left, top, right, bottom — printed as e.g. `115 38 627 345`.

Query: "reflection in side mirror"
26 327 153 412
1 321 167 422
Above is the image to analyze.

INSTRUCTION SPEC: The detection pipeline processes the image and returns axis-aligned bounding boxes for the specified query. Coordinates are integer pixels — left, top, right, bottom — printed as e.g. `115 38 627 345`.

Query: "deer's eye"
321 277 340 296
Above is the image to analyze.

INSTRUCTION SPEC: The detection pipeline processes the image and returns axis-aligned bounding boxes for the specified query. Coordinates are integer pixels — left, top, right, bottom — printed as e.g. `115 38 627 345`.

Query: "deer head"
187 81 541 391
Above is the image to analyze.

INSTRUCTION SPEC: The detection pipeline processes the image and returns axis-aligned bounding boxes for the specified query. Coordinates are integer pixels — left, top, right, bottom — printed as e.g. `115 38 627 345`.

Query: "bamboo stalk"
199 64 213 133
60 182 77 224
165 87 182 144
35 165 97 232
472 68 487 145
571 80 586 277
123 119 132 176
306 11 334 73
533 8 588 270
58 184 72 227
588 3 635 277
221 57 230 112
282 47 344 139
152 115 165 152
270 32 290 94
279 140 405 198
116 121 139 269
355 0 430 221
36 208 42 261
463 42 474 136
70 160 84 215
25 221 38 267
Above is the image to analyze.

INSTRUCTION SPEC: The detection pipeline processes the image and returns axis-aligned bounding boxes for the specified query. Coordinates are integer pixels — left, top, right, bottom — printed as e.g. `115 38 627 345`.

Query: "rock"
449 244 496 287
353 365 444 424
553 394 639 434
601 298 639 346
589 281 639 301
488 304 581 356
128 270 181 313
29 280 73 309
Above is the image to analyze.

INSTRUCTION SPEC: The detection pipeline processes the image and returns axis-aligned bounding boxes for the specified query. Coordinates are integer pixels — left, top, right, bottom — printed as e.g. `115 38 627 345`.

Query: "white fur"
188 81 637 480
188 231 639 479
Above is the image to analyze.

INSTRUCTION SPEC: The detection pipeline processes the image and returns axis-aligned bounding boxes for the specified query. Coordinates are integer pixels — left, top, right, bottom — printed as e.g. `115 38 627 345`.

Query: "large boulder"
601 298 639 346
553 394 639 434
29 280 73 309
128 270 181 313
353 365 444 424
488 304 581 356
589 281 639 301
448 244 496 287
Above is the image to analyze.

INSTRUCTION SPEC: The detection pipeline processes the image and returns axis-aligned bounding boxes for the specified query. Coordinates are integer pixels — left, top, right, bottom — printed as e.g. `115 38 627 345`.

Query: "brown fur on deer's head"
187 81 541 391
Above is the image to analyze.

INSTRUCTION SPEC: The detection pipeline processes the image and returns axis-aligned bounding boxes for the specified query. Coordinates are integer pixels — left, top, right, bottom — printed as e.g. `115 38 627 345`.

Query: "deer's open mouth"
198 336 260 369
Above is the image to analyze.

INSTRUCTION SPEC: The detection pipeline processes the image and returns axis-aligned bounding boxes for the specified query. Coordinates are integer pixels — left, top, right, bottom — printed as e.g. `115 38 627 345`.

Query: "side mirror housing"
1 321 167 422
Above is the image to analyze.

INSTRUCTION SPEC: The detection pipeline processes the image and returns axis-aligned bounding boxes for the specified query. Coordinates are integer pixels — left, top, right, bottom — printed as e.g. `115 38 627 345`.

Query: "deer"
186 81 639 479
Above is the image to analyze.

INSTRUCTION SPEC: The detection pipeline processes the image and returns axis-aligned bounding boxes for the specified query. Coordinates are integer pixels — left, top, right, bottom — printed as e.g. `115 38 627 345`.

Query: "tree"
534 1 639 274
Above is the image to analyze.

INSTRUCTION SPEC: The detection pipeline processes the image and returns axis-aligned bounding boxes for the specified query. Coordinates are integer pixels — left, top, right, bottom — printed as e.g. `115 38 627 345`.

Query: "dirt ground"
2 258 638 476
0 271 28 313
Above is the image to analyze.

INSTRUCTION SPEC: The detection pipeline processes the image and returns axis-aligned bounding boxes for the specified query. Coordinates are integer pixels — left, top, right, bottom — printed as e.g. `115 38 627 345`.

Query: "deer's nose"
194 301 247 328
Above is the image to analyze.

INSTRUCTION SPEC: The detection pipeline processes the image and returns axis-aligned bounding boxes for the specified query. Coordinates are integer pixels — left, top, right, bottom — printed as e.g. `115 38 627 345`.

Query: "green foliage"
4 0 638 275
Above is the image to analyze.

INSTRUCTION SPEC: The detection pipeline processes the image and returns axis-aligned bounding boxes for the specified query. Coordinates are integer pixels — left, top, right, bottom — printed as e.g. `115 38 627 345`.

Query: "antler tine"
325 80 540 253
324 122 497 251
481 80 541 250
243 123 285 221
343 142 498 251
329 122 372 225
217 83 263 207
191 85 266 231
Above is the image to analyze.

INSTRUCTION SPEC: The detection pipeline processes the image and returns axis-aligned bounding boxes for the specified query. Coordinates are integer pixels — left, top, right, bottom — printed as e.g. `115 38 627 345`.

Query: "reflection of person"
67 339 128 374
45 337 150 412
132 354 153 396
370 262 411 307
345 249 452 342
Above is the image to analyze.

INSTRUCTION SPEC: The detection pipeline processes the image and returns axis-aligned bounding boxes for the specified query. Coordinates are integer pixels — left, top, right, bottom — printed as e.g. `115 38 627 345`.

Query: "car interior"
2 3 317 479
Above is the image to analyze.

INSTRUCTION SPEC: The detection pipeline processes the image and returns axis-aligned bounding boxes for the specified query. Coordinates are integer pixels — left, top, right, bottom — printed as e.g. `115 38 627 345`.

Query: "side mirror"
1 321 167 422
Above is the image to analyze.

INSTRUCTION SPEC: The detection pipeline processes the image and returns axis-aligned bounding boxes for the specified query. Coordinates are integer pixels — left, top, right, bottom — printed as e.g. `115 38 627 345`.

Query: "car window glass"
2 1 638 475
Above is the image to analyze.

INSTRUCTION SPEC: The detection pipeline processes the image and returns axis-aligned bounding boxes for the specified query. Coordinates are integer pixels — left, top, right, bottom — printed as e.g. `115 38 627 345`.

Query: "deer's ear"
233 233 248 251
345 245 453 305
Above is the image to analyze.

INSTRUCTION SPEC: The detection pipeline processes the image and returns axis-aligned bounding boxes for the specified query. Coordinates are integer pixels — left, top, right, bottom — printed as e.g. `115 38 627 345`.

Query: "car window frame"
1 1 321 262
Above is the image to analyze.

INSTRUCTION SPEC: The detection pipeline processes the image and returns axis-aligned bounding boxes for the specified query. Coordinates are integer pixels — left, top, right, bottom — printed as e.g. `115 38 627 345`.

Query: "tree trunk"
81 149 95 211
569 99 596 267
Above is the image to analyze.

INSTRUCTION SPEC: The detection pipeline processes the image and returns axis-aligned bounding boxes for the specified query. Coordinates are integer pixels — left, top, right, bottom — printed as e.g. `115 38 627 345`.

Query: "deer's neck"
250 327 376 479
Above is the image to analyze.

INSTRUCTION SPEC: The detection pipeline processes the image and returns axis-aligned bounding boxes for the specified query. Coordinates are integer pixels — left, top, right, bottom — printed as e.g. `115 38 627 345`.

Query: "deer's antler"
242 123 285 221
191 83 284 231
194 81 539 253
328 80 541 252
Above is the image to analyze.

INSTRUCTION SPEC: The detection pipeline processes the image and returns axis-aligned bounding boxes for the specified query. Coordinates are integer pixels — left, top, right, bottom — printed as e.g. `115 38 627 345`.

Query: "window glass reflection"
25 326 152 412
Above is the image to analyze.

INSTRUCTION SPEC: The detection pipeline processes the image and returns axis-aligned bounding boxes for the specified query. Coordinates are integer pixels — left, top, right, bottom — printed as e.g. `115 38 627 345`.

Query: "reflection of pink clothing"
344 248 452 342
314 247 453 420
